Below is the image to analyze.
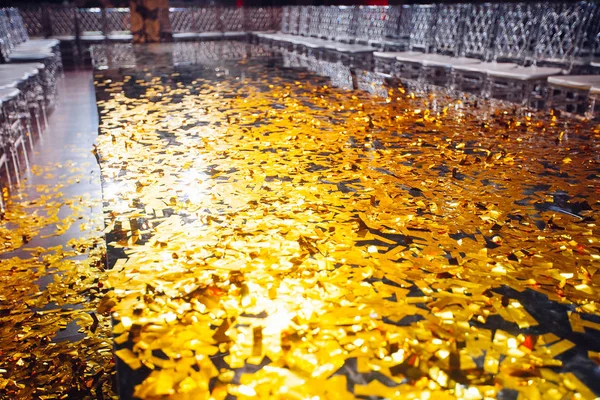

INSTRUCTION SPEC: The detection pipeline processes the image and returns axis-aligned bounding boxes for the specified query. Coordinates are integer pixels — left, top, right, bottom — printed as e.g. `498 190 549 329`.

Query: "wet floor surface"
0 71 116 398
92 41 600 399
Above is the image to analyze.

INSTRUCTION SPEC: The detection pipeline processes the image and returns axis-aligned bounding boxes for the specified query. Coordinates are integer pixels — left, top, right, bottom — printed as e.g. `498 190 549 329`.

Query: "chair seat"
590 85 600 95
50 35 76 42
17 39 59 48
336 44 376 54
8 53 53 62
0 88 20 103
374 51 424 61
0 65 41 80
173 32 199 39
223 31 247 38
548 75 600 90
453 62 519 73
373 51 407 60
419 54 482 67
487 66 565 80
81 34 106 41
107 33 133 41
197 32 223 39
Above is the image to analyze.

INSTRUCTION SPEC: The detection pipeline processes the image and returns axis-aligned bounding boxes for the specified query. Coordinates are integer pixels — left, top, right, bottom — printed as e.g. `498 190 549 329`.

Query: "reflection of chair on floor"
0 148 8 213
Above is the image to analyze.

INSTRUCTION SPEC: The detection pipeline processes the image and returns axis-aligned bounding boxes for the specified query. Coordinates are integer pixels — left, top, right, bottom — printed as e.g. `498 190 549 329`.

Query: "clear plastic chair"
221 8 245 39
196 7 221 40
452 3 536 98
418 4 468 86
78 8 105 66
170 7 198 41
391 4 438 80
485 2 591 108
19 7 44 39
48 6 78 66
246 7 274 33
105 8 132 42
0 88 30 186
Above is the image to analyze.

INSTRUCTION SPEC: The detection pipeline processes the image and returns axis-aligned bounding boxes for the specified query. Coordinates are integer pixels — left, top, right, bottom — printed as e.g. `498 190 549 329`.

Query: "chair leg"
19 139 30 173
41 101 49 131
24 120 34 152
34 110 43 142
10 148 20 186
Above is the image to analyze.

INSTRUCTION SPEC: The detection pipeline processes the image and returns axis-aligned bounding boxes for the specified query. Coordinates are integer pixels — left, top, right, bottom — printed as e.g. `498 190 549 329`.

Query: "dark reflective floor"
93 41 600 399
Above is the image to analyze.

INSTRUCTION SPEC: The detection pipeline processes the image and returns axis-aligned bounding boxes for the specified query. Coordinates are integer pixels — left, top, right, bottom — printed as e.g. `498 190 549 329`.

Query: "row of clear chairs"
0 9 61 213
255 3 600 116
18 7 132 66
169 7 280 41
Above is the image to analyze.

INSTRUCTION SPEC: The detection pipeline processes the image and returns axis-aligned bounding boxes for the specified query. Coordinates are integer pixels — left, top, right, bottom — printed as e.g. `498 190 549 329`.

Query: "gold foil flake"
93 60 600 399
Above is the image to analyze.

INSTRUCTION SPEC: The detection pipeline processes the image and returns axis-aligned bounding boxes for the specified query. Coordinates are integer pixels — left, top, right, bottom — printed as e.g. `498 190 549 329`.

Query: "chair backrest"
288 6 300 35
533 2 590 69
576 2 599 61
20 7 44 39
105 8 130 34
246 7 273 32
334 6 356 42
49 6 76 37
308 6 322 38
318 6 336 39
7 8 28 44
355 6 387 44
197 8 219 33
395 5 412 42
271 7 282 32
384 5 402 43
432 4 465 57
491 3 538 64
460 3 497 61
298 6 310 36
0 10 13 60
221 7 244 32
409 4 437 52
281 6 291 34
78 8 103 35
169 7 197 34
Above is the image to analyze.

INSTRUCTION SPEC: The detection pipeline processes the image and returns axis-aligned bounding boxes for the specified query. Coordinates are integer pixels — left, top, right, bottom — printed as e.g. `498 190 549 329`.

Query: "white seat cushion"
197 32 223 39
17 39 59 48
373 51 419 60
336 44 376 54
453 62 519 73
173 32 199 39
395 51 429 62
50 35 76 41
9 53 53 61
547 75 600 90
107 33 133 41
0 87 20 100
223 32 247 37
487 66 564 80
80 35 106 41
419 54 482 67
